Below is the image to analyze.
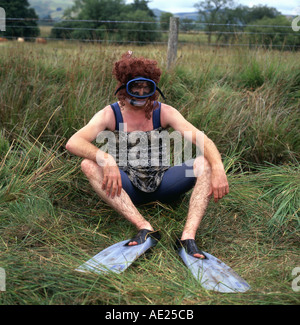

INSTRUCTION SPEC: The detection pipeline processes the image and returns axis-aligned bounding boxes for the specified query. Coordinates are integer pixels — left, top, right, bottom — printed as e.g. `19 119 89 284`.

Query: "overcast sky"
126 0 300 15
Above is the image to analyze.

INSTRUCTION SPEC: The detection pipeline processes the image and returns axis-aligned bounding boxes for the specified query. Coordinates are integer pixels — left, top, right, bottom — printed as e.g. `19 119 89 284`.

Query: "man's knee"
81 159 101 179
193 156 211 177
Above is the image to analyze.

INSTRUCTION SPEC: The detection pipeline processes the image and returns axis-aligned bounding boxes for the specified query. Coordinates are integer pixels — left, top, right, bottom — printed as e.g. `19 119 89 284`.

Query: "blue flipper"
178 247 251 293
76 236 158 274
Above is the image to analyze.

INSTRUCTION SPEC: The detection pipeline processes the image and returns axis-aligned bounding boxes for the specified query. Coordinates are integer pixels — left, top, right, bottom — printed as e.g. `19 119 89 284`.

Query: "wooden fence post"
167 17 179 70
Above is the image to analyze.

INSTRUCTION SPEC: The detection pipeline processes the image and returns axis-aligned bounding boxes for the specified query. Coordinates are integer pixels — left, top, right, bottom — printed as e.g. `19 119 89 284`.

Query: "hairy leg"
81 159 153 244
181 156 211 258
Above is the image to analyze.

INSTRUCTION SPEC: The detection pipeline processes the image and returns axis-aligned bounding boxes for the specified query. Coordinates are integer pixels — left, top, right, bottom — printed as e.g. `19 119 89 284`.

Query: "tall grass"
0 43 299 164
0 41 299 305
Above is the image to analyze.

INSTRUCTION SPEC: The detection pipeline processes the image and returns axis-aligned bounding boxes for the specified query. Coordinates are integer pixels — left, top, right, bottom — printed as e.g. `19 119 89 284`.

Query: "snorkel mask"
114 77 166 106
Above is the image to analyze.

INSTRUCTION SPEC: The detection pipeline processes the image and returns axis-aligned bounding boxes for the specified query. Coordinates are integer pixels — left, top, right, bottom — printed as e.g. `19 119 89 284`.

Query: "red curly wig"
112 51 162 119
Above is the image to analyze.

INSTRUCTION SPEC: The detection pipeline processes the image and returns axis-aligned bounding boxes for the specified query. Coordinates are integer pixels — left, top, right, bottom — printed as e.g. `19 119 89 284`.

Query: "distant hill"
151 8 294 21
28 0 74 19
152 8 199 21
28 1 294 24
151 9 163 19
28 1 200 21
173 12 199 21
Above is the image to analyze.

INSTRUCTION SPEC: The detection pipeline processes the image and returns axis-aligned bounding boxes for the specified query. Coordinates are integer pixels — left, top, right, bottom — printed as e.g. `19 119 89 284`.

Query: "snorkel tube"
125 98 147 107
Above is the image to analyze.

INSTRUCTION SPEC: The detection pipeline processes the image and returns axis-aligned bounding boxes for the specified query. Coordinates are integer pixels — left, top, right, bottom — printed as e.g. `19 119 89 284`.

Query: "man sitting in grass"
66 51 229 259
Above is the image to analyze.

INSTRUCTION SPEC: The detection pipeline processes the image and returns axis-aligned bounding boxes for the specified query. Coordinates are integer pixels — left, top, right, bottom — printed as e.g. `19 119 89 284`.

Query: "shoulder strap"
152 102 161 129
110 102 124 131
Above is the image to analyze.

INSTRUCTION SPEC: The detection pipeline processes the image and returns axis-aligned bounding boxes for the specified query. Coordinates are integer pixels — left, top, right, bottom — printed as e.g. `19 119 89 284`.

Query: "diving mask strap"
114 85 126 96
156 86 166 100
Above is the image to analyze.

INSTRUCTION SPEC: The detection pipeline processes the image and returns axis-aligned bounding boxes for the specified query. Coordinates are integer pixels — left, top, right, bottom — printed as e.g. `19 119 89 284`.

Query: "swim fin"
177 241 251 293
76 230 160 274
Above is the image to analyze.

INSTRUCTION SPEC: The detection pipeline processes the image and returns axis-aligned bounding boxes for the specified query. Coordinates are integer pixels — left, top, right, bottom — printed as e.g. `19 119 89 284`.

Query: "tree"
245 15 300 49
194 0 235 44
0 0 40 39
223 4 281 28
194 2 284 46
160 12 173 31
129 0 155 17
180 18 198 32
51 0 161 44
119 10 161 44
215 5 287 46
246 5 280 23
51 0 127 40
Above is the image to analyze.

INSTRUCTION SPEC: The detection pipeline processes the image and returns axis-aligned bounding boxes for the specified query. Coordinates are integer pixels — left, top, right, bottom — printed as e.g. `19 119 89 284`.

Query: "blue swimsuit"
110 102 196 205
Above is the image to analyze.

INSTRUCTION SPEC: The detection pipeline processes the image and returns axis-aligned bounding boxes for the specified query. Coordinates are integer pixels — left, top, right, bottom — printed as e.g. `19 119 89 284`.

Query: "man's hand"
208 167 229 203
100 155 122 199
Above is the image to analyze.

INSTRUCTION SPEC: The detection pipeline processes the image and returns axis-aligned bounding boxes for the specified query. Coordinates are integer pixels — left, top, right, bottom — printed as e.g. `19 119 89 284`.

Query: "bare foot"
127 227 154 246
193 252 206 259
179 239 206 259
127 241 138 246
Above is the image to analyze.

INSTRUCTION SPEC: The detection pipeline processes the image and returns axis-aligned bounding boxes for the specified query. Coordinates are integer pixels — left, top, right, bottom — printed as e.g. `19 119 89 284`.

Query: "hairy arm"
161 104 229 202
66 106 115 162
66 106 122 198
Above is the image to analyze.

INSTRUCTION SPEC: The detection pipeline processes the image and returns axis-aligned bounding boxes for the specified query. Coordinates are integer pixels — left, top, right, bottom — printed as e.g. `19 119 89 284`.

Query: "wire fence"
5 24 300 36
4 17 298 28
1 17 299 49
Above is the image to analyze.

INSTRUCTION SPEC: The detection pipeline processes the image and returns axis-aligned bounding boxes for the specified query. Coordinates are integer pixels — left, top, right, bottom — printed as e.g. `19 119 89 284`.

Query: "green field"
0 40 299 305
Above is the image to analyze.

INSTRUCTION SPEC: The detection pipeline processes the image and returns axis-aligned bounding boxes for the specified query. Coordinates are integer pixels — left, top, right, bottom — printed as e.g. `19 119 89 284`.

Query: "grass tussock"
0 41 299 305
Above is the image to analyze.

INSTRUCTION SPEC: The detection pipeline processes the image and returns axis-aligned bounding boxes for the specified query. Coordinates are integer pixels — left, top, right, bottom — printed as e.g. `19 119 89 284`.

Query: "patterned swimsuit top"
110 102 170 193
